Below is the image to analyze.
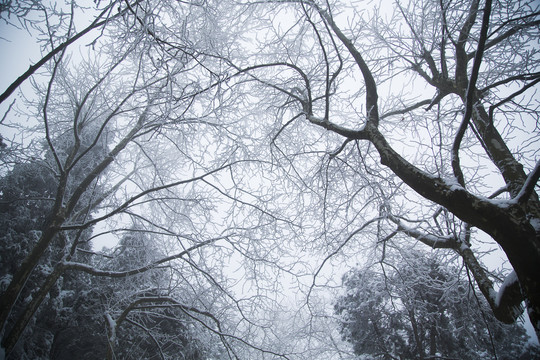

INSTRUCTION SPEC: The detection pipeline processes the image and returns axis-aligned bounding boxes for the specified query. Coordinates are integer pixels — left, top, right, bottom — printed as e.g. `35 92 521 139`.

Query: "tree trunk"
408 309 424 360
500 232 540 340
0 222 61 336
2 264 65 354
429 324 436 357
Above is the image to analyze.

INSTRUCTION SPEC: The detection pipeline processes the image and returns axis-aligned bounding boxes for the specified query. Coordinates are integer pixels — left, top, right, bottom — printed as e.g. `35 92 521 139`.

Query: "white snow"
530 217 540 232
105 312 116 344
441 177 465 192
495 270 519 308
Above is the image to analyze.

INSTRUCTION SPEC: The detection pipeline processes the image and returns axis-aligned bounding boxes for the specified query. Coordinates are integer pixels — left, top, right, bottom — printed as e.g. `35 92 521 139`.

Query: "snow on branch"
495 271 524 322
62 238 220 277
60 161 244 230
387 215 457 249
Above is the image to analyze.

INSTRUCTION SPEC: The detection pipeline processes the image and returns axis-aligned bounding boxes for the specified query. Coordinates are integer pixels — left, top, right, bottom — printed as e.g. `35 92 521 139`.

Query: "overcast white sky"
0 21 40 92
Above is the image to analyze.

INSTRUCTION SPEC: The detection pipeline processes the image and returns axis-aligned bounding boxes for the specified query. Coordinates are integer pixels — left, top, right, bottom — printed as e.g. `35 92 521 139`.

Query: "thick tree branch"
63 106 147 218
513 159 540 206
380 99 432 120
305 114 367 139
459 243 524 323
454 0 480 91
1 264 64 354
388 214 524 324
314 3 379 126
387 216 457 249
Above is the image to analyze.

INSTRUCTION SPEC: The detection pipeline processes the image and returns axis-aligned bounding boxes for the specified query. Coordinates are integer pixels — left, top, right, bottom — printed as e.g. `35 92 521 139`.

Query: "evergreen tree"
335 252 536 359
0 140 104 358
97 228 208 359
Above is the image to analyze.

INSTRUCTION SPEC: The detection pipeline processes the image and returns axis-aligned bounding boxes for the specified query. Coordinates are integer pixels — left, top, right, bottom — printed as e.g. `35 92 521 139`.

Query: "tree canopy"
0 0 539 358
335 250 533 359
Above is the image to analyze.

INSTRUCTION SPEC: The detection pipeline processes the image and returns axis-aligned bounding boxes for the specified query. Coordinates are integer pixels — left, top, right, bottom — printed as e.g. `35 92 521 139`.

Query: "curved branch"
0 2 126 104
308 217 383 300
314 3 379 125
488 76 540 125
306 113 367 139
389 215 525 324
115 295 290 359
124 318 165 360
459 243 524 323
451 0 492 187
469 18 540 61
480 71 540 94
60 160 243 230
380 99 432 120
513 159 540 205
387 216 457 249
63 237 219 277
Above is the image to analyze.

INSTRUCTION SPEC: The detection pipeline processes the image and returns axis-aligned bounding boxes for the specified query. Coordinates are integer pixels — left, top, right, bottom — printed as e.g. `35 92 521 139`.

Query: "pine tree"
335 251 536 359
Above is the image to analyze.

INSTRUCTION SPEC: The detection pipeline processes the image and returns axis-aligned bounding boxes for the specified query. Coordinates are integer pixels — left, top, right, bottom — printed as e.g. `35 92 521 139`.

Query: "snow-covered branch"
63 238 219 278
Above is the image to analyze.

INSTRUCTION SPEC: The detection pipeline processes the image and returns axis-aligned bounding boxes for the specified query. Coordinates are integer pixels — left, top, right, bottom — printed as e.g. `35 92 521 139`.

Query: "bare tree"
1 1 317 357
0 1 267 356
223 0 540 339
2 0 539 357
